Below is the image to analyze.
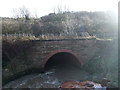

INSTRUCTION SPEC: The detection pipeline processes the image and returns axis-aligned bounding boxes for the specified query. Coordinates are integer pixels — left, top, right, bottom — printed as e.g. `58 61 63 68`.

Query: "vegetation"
82 39 118 87
2 11 117 40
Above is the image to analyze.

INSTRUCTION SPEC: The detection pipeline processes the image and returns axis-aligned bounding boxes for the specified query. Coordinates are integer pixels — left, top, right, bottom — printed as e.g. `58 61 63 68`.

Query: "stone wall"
2 39 112 85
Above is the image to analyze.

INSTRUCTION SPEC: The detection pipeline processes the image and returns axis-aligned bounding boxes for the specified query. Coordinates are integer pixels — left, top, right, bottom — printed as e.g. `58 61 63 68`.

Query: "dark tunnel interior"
45 52 81 71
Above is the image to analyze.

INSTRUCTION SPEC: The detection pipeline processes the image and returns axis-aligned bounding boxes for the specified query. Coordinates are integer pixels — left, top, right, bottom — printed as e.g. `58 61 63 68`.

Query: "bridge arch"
44 49 83 70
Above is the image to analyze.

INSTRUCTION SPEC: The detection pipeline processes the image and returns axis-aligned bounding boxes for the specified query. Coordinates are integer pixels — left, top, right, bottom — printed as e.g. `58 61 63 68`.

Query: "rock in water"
100 78 111 87
59 80 108 89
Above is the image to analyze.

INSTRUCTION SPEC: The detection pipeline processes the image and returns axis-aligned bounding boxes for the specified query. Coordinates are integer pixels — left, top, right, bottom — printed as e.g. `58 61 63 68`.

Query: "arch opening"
44 52 81 71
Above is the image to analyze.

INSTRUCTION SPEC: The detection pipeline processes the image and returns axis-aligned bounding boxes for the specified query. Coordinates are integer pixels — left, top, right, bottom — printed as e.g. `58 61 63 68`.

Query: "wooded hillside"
2 11 117 39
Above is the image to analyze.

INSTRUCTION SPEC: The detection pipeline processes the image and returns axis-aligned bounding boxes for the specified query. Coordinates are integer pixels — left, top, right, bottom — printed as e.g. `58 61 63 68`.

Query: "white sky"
0 0 119 17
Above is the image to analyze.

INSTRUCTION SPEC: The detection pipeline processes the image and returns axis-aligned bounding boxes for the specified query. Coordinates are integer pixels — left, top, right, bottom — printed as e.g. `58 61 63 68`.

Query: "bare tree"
63 5 70 12
12 6 31 19
33 8 38 18
19 6 30 18
52 5 63 14
52 4 70 14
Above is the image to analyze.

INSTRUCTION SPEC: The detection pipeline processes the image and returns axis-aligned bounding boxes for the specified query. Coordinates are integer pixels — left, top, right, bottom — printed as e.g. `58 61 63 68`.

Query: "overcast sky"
0 0 118 17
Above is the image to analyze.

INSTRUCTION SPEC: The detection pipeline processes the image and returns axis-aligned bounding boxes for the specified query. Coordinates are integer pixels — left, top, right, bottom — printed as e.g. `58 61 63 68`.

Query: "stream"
3 62 92 88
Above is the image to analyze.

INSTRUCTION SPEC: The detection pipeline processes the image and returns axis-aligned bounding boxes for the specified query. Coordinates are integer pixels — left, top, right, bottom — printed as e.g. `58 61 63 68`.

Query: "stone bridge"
29 39 97 67
10 39 110 71
3 38 113 83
